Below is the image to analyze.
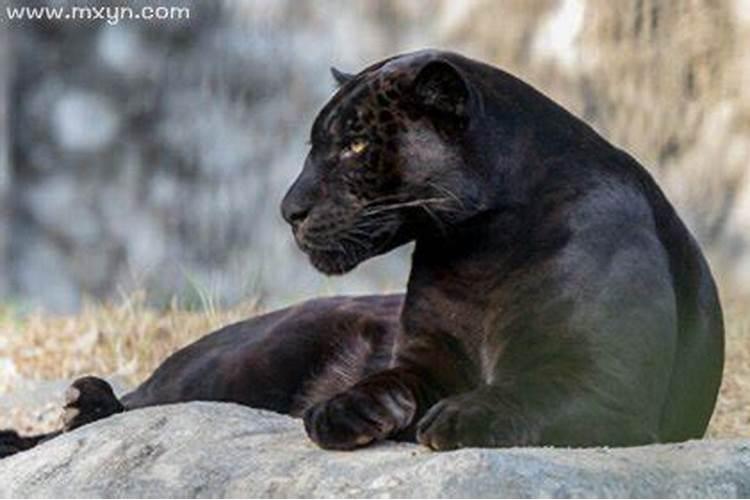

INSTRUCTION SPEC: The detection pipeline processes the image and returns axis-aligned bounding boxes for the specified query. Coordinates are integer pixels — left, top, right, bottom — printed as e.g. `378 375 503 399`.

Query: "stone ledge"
0 402 748 498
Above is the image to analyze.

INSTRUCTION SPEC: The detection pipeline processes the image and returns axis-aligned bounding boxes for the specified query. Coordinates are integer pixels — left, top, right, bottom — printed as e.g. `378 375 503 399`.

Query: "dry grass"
0 292 259 390
0 293 748 439
707 300 750 439
0 292 259 434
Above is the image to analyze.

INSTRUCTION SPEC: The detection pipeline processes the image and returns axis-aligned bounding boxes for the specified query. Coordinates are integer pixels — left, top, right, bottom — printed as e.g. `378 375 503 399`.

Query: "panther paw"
416 392 525 451
62 376 124 431
304 384 415 450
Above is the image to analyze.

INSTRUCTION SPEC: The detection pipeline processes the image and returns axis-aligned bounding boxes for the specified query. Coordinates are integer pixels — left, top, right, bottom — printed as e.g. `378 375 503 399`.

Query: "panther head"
281 51 489 275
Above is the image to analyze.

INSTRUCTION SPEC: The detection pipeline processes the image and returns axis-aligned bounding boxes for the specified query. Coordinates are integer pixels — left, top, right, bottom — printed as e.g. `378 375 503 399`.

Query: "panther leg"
62 376 125 431
415 384 659 450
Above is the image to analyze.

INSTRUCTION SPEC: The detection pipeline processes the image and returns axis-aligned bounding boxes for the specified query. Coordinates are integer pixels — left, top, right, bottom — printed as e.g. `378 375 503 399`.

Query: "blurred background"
0 0 749 313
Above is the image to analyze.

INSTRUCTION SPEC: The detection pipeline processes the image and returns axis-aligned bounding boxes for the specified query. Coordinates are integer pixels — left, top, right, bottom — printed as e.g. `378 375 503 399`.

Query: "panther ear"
330 67 355 86
412 60 469 120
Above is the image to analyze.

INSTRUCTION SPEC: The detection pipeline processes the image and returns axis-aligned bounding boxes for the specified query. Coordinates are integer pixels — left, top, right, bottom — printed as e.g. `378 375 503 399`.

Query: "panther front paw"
303 385 416 450
416 392 532 450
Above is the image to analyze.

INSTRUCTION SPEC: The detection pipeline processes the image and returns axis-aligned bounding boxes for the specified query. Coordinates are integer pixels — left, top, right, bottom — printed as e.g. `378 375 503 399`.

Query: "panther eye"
346 139 368 156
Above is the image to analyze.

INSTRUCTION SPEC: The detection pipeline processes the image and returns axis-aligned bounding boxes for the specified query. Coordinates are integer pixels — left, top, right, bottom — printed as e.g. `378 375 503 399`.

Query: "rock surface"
0 402 748 498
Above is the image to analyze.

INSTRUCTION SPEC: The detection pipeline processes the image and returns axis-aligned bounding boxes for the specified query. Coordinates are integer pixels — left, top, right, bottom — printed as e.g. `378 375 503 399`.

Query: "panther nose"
281 198 311 226
282 156 319 227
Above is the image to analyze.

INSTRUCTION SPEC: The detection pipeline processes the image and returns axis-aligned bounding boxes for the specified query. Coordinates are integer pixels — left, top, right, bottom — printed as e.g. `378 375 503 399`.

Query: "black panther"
0 50 724 457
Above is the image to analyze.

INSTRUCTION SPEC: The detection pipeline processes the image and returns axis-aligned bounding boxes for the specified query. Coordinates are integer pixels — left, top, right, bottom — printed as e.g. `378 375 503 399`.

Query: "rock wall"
4 0 415 311
1 0 749 311
0 18 10 298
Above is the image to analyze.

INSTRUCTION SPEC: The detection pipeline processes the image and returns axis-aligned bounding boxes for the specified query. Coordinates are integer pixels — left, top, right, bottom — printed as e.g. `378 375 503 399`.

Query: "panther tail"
0 376 125 459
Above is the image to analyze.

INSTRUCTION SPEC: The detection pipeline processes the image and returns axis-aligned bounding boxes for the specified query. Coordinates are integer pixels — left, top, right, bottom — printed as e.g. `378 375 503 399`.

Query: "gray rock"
0 402 748 498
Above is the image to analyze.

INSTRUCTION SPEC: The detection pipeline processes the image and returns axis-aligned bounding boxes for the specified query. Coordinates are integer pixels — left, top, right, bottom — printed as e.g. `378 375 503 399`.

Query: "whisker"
419 203 448 236
361 193 411 208
426 182 467 210
340 234 370 252
360 197 452 216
